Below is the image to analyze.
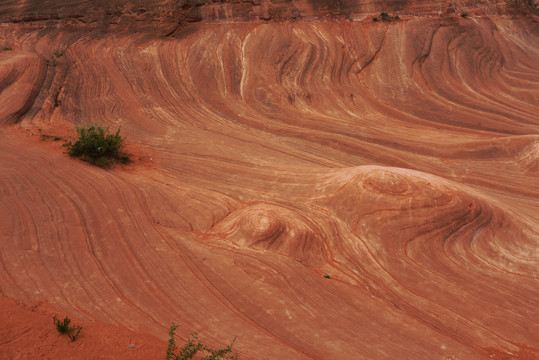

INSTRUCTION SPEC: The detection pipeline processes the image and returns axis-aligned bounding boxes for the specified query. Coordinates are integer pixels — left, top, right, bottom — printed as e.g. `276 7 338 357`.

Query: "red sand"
0 1 538 359
0 295 164 359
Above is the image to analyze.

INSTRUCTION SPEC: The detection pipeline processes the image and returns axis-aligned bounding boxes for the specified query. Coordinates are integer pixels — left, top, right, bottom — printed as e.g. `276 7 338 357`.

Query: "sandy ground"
0 295 165 359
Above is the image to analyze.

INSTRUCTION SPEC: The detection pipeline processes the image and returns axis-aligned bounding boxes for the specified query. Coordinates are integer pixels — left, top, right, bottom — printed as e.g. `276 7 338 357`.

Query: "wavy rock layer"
0 51 45 125
0 9 538 360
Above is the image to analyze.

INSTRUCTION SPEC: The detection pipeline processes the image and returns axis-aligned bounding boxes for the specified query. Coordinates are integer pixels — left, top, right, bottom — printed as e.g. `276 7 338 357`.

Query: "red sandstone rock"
0 2 538 359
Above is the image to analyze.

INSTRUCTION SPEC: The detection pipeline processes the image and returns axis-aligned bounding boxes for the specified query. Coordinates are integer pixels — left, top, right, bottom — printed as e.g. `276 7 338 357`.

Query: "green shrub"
165 323 239 360
374 12 400 22
64 125 130 167
53 315 82 342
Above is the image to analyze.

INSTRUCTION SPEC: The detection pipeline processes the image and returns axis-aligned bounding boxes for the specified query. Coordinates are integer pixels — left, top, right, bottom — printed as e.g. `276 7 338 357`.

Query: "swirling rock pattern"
205 203 333 266
0 2 538 359
0 50 45 125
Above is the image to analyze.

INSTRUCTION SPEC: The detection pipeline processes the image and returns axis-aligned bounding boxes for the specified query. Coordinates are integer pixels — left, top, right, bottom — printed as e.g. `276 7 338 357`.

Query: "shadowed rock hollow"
0 0 538 359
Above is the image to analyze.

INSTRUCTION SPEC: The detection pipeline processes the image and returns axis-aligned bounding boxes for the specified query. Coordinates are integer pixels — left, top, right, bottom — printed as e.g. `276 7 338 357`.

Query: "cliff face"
0 0 535 25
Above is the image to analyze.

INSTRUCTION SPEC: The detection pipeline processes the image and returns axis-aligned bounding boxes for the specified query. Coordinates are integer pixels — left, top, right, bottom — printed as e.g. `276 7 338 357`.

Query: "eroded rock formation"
0 0 538 359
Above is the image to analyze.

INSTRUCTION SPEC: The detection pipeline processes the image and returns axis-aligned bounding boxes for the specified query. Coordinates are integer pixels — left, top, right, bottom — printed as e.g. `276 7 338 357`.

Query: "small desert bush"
64 125 130 167
165 323 239 360
373 12 400 22
53 315 82 341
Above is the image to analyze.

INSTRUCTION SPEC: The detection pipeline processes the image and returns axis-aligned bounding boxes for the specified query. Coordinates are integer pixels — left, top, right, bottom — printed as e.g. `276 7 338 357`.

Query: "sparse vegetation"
461 11 469 18
165 323 239 360
323 274 331 279
53 92 61 107
53 49 65 58
373 12 400 22
53 315 82 342
63 125 130 167
3 47 13 51
40 134 62 141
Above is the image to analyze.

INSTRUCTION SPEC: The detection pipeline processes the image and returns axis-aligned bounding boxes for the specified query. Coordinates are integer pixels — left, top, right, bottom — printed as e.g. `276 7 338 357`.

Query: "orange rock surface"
0 1 538 359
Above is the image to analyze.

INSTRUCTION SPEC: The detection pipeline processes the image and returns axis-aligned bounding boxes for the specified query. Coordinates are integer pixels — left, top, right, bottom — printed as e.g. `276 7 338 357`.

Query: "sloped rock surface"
0 4 538 359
